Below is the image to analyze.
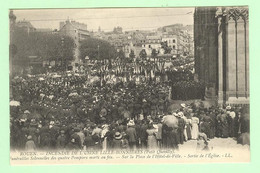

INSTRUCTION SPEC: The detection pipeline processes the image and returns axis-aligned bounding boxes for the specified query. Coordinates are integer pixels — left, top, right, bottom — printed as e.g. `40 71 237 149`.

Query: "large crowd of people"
9 57 250 151
10 99 250 151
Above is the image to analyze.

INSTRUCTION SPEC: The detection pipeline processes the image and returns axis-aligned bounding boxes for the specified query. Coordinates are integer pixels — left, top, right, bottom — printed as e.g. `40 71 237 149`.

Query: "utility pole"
61 37 64 73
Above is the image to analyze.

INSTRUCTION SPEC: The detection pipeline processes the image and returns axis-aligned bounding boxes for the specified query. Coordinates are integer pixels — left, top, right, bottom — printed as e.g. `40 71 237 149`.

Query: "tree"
151 48 158 63
129 49 135 59
12 27 75 68
161 41 172 54
117 49 125 59
79 37 117 60
151 49 158 58
139 49 147 59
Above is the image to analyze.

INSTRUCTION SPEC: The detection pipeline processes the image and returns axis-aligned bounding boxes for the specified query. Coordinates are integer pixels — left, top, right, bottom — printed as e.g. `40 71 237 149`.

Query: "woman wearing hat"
146 123 158 149
191 114 200 140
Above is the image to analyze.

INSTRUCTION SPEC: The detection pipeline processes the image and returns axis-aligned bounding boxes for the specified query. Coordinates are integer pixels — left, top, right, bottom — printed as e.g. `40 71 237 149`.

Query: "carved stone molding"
227 7 248 21
215 7 248 22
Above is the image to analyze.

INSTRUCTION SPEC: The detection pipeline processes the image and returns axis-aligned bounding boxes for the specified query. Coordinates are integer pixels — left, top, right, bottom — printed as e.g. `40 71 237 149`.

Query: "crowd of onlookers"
11 97 250 151
10 57 249 151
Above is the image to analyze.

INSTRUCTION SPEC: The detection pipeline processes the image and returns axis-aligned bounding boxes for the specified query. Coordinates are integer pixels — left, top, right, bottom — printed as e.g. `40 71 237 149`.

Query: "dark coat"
126 126 137 143
112 139 122 149
56 135 67 149
177 117 185 144
65 142 80 150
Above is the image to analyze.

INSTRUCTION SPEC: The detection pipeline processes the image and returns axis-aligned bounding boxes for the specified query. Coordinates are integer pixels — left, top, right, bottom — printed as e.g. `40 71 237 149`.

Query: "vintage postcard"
9 7 250 165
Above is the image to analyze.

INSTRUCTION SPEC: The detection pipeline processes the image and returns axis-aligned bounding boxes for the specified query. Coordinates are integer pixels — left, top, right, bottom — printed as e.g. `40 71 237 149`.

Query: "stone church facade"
194 7 249 105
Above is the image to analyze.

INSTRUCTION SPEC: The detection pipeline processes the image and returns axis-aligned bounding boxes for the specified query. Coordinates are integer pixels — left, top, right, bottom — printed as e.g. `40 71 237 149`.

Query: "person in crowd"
227 107 236 138
112 132 123 149
75 127 85 149
56 130 67 149
146 123 158 149
83 130 95 150
220 109 229 138
125 120 137 149
176 112 185 144
10 57 250 152
92 124 102 137
120 132 129 149
65 138 80 150
155 118 163 148
184 110 192 141
196 132 209 151
166 125 179 150
191 114 200 140
234 112 242 138
91 135 102 150
25 135 36 151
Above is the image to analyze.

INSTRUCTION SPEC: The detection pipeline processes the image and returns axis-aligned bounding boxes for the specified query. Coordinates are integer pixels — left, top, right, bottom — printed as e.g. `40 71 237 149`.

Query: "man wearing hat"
142 99 150 118
112 132 123 149
65 138 80 150
176 112 185 145
56 130 67 149
126 120 137 149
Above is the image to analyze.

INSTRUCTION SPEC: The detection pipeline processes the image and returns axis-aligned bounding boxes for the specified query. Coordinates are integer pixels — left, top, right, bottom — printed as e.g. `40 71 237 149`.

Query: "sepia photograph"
9 7 250 165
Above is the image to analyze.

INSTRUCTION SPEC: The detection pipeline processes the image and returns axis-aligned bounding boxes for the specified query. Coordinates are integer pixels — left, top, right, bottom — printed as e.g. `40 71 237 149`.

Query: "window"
173 45 176 49
173 39 176 43
149 45 151 48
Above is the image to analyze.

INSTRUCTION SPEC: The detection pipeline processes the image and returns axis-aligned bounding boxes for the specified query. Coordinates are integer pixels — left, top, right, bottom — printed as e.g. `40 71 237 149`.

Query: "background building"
141 35 162 55
162 34 178 54
59 19 90 68
15 19 36 33
194 6 249 105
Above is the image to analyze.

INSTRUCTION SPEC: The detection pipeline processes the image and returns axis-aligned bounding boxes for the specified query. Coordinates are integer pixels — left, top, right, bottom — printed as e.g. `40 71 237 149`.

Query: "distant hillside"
157 23 193 34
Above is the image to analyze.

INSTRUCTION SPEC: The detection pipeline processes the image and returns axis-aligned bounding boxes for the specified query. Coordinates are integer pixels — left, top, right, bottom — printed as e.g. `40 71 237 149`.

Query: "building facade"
161 34 178 54
59 19 90 67
194 7 249 105
16 19 36 33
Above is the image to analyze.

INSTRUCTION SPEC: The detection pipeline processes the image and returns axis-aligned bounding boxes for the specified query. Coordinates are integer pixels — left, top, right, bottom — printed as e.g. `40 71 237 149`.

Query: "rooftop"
16 19 35 29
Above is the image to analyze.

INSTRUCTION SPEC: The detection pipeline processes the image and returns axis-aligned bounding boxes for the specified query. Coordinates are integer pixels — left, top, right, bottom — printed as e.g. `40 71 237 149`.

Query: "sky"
12 8 194 32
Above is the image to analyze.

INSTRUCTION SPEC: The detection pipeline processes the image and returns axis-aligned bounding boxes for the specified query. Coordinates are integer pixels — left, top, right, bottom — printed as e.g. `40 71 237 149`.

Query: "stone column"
226 16 237 99
237 17 246 96
217 15 224 104
244 14 249 98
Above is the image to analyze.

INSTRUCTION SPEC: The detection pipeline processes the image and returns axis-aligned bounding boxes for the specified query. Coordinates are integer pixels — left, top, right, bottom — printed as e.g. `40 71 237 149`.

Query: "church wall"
194 7 249 105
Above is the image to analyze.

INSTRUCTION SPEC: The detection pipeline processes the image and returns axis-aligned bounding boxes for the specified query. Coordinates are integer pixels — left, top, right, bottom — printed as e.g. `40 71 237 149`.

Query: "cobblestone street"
179 137 250 152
